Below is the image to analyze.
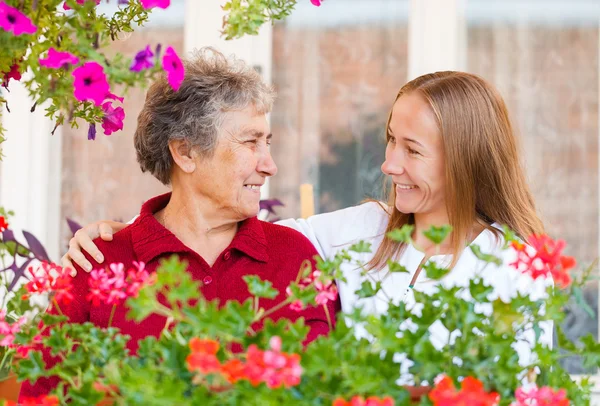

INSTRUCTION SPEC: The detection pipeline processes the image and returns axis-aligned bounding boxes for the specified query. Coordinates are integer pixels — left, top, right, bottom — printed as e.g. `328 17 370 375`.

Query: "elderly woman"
21 48 338 398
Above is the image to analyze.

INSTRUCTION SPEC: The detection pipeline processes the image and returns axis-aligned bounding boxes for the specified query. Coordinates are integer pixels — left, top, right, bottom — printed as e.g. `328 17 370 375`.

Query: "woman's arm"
61 220 130 272
63 201 388 271
276 201 389 259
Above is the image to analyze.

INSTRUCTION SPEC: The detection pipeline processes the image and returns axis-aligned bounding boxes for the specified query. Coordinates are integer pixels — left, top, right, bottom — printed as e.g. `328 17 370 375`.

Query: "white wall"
0 76 62 262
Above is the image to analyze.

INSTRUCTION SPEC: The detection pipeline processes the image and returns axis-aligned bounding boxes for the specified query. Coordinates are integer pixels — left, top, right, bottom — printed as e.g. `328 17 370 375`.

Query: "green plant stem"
52 298 65 317
108 304 117 327
253 297 292 322
323 303 332 331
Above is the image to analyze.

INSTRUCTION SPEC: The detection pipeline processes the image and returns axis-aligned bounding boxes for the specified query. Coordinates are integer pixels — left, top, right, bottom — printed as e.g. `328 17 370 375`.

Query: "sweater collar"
130 192 269 264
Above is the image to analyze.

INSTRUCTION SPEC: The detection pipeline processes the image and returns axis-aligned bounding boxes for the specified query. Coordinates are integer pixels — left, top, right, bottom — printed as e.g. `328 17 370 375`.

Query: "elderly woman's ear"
169 139 197 174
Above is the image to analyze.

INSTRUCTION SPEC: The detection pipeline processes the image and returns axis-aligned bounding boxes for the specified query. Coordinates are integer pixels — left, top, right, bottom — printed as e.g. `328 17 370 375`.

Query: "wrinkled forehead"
218 106 270 139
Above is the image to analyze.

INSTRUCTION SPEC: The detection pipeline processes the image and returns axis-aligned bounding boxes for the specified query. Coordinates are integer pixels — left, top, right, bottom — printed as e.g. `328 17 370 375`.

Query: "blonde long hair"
368 71 544 270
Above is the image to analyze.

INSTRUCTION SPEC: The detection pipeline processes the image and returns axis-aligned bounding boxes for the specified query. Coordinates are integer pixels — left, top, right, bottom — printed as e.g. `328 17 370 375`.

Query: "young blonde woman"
62 71 552 366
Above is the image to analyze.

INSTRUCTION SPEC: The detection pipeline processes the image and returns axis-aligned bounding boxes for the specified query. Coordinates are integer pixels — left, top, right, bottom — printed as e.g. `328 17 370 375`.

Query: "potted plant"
2 223 598 405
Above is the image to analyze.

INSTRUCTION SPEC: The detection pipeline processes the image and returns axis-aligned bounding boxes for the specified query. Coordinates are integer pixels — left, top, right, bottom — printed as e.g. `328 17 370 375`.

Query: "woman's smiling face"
381 91 446 218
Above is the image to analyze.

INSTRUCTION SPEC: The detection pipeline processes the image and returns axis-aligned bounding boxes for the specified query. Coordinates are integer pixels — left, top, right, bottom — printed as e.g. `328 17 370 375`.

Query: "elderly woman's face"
192 105 277 220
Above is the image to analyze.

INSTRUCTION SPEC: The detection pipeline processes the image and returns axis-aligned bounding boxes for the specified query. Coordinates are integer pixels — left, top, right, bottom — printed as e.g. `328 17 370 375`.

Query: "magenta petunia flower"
105 92 124 103
101 102 125 135
130 45 154 72
310 0 321 6
162 46 184 91
0 1 37 35
140 0 170 9
39 48 79 69
63 0 100 10
72 62 110 106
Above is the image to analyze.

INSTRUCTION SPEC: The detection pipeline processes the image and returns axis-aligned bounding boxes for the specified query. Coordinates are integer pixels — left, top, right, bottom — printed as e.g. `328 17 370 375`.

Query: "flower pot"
404 385 431 403
0 373 22 402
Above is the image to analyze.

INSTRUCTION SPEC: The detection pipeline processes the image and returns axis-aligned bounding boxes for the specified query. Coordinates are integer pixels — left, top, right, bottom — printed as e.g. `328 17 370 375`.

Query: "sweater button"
203 276 213 285
223 251 231 261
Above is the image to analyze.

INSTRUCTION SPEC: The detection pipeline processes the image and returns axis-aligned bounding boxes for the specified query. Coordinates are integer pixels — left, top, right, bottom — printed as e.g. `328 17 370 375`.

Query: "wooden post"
300 184 315 219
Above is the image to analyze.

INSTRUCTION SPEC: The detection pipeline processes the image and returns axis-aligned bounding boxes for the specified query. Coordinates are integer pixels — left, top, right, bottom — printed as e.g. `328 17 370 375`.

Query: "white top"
277 201 552 377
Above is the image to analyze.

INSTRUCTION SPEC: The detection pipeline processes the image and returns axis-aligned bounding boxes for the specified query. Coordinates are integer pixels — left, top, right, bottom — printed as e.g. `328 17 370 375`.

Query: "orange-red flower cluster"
186 336 302 390
332 395 394 405
5 395 59 406
429 376 500 406
511 234 575 288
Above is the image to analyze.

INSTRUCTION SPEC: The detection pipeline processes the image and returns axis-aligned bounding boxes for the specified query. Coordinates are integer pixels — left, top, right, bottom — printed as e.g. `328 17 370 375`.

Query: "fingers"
98 222 114 241
61 254 77 277
67 237 94 272
75 226 105 262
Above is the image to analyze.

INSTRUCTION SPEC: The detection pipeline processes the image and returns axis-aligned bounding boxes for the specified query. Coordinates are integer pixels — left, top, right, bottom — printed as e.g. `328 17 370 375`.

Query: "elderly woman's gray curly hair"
134 47 276 185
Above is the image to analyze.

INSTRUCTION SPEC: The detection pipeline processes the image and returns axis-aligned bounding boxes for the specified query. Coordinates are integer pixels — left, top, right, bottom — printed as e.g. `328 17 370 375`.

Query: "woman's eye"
407 148 420 155
388 136 396 144
246 139 258 144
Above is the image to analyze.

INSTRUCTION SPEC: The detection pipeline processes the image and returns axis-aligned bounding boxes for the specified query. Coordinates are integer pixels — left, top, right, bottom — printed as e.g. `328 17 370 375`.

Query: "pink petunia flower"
162 46 184 91
63 0 101 10
140 0 170 9
0 1 36 35
130 45 154 72
72 62 110 106
101 102 125 135
310 0 321 6
39 48 79 69
105 92 125 103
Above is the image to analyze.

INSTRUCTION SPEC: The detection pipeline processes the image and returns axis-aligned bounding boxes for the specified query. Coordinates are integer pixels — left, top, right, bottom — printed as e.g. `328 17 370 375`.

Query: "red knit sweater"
20 193 339 398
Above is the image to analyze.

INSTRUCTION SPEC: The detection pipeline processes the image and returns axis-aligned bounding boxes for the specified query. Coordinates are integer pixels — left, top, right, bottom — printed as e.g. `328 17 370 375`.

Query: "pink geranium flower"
0 1 37 35
87 261 152 306
0 310 27 347
140 0 170 9
286 269 338 311
513 385 569 406
72 62 110 106
101 102 125 135
24 262 74 305
39 48 79 69
310 0 322 6
162 46 184 91
130 45 155 72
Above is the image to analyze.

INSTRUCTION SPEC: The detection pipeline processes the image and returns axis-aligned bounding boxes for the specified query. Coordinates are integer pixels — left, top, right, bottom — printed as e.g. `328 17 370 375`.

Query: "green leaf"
469 244 503 266
15 351 47 382
501 225 520 249
469 278 494 302
387 260 409 273
572 285 595 319
355 280 381 298
422 261 450 280
243 275 279 299
423 225 452 245
349 241 372 254
386 225 414 243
